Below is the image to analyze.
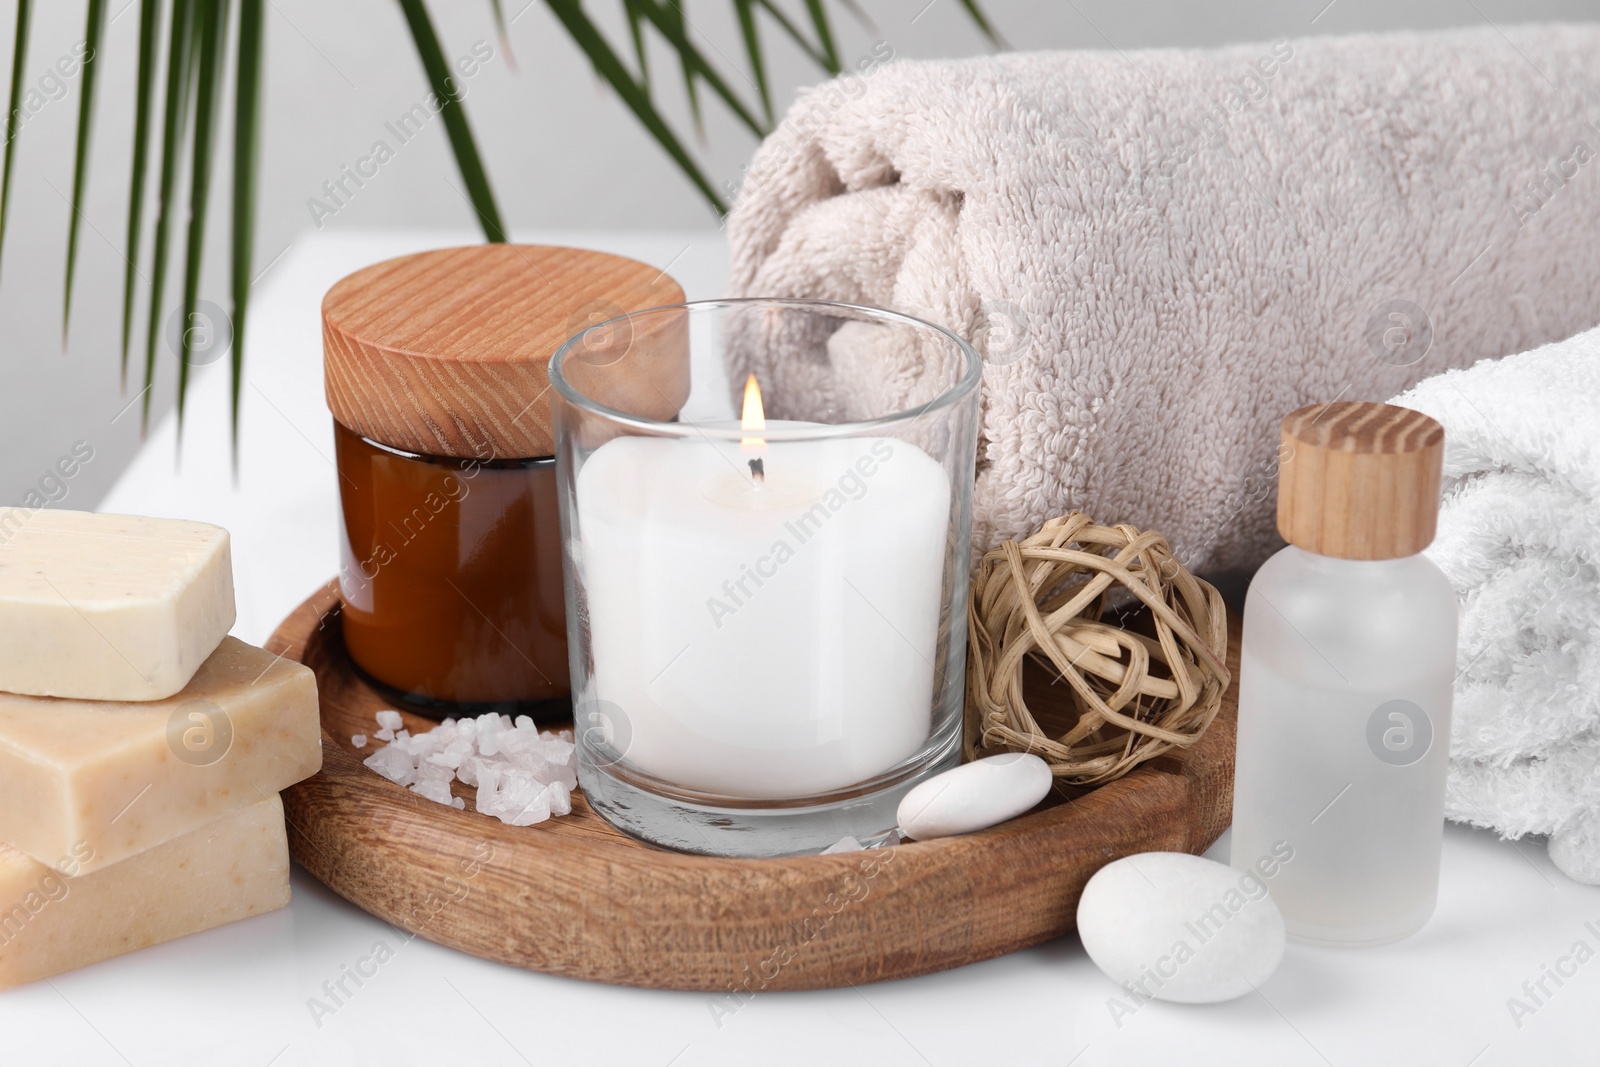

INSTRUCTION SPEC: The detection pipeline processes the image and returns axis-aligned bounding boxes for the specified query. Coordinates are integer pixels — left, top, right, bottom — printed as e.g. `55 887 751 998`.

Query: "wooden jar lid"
1277 401 1445 560
323 245 686 458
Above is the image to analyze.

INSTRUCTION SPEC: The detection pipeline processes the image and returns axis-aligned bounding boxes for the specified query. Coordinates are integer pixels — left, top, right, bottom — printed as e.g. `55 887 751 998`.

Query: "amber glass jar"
322 245 686 710
332 424 567 706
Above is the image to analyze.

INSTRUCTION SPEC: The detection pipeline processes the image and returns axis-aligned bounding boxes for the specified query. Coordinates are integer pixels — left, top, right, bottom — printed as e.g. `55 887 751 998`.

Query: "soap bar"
1076 851 1286 1004
897 753 1054 840
0 795 289 991
0 509 235 700
0 637 321 874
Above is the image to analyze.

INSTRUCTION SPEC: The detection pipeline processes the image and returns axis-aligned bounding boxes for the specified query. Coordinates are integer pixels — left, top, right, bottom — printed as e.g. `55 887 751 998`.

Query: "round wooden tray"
271 582 1239 992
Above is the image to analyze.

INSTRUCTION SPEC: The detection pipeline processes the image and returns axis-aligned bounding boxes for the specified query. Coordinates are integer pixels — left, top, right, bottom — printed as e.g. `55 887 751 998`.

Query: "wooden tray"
271 582 1239 992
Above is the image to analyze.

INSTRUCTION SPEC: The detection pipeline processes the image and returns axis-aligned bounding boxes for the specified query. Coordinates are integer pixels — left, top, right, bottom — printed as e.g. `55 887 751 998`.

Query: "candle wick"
748 457 765 485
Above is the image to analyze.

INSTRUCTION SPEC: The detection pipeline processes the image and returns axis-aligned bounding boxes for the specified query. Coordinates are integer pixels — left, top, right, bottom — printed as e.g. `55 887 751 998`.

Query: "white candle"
575 424 950 798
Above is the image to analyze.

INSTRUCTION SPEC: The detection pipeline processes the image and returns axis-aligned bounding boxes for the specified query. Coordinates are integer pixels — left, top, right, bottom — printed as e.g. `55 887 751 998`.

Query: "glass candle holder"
550 299 981 856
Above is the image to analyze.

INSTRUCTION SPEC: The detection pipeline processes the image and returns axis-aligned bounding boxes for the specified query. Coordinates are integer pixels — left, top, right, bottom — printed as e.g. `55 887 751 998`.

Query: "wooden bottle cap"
1277 401 1445 560
323 245 685 459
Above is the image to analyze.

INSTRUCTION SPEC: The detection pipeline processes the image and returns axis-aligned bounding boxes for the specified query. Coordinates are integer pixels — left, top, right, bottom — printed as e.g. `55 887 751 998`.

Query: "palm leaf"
544 0 724 213
487 0 517 71
656 1 701 135
141 0 198 428
0 0 33 279
732 0 771 124
398 0 504 241
957 0 1006 47
175 0 230 430
629 0 764 138
230 0 262 445
63 0 108 347
800 0 839 74
751 0 827 70
121 0 162 384
0 0 1007 442
835 0 873 32
625 0 649 88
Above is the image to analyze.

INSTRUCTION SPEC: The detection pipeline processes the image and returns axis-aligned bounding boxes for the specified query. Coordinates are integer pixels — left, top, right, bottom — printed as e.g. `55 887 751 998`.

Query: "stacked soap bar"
0 510 322 990
0 510 236 700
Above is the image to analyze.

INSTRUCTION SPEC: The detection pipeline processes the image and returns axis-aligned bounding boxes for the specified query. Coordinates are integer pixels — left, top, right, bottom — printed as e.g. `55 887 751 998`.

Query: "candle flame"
740 374 766 452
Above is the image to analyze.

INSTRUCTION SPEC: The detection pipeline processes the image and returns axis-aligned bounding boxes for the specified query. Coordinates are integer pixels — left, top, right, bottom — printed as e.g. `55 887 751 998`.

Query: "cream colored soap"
0 509 235 700
0 795 290 991
0 637 321 874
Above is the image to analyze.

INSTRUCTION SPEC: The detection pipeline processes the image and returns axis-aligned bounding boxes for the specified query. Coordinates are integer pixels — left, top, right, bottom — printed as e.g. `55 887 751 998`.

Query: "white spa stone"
897 752 1053 840
0 510 235 700
1076 852 1286 1004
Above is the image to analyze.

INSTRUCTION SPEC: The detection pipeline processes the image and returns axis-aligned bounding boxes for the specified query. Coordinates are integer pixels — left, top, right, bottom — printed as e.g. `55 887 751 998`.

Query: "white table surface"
6 229 1594 1067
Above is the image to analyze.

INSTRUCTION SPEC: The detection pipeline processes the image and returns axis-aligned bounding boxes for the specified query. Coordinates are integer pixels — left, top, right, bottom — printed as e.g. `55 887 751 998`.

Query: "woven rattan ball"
965 513 1231 786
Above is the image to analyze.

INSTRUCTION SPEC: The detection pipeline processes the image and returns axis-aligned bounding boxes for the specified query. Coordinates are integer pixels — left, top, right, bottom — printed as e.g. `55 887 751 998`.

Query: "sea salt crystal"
414 760 454 784
491 768 543 811
547 781 572 816
362 710 579 825
410 778 454 806
822 836 864 854
351 734 367 748
535 736 576 766
475 761 503 795
363 744 416 786
498 786 551 826
425 747 467 770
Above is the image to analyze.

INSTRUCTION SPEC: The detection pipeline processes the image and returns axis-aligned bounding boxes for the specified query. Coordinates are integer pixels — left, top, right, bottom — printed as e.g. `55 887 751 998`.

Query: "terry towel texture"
1394 329 1600 884
727 26 1600 573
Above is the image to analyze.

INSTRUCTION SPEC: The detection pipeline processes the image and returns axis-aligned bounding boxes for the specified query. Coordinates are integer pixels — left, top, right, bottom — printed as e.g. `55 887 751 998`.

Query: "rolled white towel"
1447 736 1600 842
1441 478 1599 762
1393 326 1600 883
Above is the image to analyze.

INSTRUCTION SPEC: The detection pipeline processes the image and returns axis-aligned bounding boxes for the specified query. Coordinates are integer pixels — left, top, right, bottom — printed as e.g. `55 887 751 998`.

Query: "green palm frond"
141 0 198 428
175 0 230 428
231 0 262 445
12 0 1000 439
63 0 107 346
627 1 765 138
546 0 725 210
801 0 840 73
752 0 830 69
957 0 1007 47
399 0 504 241
121 0 161 385
732 0 773 124
643 0 702 134
488 0 517 71
0 0 33 280
624 0 650 90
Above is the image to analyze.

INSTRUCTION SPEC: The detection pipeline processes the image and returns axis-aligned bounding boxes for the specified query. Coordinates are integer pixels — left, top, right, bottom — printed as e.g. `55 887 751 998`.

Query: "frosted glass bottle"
1231 401 1457 946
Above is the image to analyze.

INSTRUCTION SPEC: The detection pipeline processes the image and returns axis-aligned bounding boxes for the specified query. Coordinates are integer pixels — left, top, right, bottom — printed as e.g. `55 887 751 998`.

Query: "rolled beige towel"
727 26 1600 573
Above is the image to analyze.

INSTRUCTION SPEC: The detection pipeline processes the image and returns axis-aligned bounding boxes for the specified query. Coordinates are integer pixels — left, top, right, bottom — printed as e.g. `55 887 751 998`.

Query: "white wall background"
1 0 1595 506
